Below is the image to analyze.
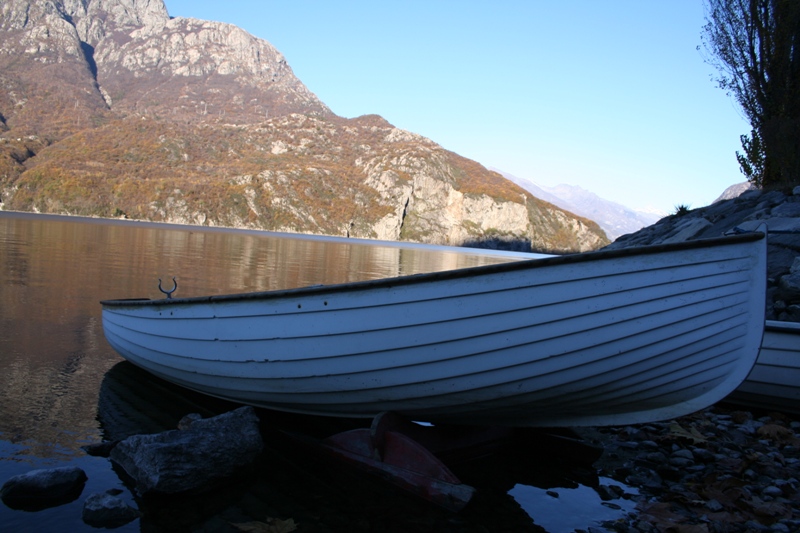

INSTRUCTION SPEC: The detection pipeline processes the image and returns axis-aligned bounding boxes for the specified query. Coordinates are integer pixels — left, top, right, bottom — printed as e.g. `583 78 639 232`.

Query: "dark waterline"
0 212 634 532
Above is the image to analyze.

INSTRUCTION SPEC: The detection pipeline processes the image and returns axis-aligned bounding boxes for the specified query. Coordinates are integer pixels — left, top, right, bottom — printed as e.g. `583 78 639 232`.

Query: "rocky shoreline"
4 404 798 532
576 404 800 533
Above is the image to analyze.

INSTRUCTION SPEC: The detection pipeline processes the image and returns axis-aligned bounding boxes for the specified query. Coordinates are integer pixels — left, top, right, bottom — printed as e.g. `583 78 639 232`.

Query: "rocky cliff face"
606 187 800 322
0 0 608 253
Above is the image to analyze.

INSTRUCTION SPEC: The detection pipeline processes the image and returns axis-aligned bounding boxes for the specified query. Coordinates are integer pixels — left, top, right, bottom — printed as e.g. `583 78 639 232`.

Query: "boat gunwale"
100 230 765 308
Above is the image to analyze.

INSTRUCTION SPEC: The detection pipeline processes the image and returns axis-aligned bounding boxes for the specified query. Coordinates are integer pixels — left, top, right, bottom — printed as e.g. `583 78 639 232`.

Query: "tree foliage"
701 0 800 189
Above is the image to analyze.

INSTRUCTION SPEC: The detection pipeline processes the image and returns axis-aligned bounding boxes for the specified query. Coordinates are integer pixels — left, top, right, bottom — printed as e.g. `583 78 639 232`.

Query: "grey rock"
772 202 800 217
783 305 800 321
644 452 667 463
776 520 799 533
660 218 712 243
739 190 764 202
767 247 799 281
82 491 139 528
109 406 263 496
781 260 800 300
762 217 800 233
595 484 623 501
82 440 118 457
779 272 800 300
690 447 715 463
621 426 642 437
705 498 724 512
0 466 87 511
737 419 764 435
627 469 663 489
744 520 772 532
669 457 694 467
670 449 694 460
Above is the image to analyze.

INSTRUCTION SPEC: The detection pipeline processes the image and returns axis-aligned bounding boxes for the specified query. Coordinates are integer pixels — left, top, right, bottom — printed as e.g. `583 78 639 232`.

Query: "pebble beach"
577 405 800 533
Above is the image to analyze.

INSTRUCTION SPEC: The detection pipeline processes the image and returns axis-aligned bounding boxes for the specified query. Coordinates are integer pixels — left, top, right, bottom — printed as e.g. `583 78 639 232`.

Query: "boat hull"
101 232 767 427
726 320 800 415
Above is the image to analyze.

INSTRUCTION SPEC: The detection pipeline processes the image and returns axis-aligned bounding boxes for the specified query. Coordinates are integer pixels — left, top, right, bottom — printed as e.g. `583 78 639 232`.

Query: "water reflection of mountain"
0 316 114 458
97 362 239 442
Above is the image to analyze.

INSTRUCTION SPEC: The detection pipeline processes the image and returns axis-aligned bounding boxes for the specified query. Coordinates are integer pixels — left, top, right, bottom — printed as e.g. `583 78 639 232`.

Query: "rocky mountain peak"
0 0 168 44
64 0 169 45
0 0 329 132
96 16 302 92
0 1 609 253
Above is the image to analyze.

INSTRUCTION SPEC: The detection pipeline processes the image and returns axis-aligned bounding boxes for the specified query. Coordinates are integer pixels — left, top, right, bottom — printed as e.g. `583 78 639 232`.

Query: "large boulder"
0 466 87 511
109 406 263 496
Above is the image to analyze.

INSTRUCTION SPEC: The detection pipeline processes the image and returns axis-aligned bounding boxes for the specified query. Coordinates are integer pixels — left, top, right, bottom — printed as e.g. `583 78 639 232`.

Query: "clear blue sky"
164 1 750 215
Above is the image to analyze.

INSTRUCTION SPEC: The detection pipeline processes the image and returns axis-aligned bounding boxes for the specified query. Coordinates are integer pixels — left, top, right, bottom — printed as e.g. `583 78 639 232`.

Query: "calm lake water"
0 211 635 532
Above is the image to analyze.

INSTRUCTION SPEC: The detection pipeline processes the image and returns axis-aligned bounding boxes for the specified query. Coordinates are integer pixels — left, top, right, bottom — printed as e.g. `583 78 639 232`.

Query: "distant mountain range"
491 169 666 241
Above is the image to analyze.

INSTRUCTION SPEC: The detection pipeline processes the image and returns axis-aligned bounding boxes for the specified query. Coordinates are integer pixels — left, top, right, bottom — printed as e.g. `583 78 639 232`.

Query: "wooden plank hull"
101 231 767 427
725 320 800 415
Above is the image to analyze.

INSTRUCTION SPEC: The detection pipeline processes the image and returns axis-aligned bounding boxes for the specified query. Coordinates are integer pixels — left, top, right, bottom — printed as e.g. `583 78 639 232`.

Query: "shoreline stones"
2 404 799 530
0 466 88 511
1 407 263 528
578 405 800 533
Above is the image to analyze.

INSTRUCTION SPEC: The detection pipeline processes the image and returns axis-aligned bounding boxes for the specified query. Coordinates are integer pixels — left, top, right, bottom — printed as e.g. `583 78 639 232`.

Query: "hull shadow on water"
97 362 625 532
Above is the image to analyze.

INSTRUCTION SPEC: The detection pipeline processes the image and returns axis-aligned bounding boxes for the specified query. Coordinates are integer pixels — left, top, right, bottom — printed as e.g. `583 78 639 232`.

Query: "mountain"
0 0 609 253
492 169 664 240
714 181 755 203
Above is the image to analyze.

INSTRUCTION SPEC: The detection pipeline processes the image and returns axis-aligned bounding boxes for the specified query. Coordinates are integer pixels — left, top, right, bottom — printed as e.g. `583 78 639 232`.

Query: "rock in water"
82 491 139 528
0 466 88 511
109 406 263 496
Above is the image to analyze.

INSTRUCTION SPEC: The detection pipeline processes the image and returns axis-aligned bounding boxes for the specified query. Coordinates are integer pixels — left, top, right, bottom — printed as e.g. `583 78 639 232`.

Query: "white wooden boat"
101 230 767 427
725 320 800 415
